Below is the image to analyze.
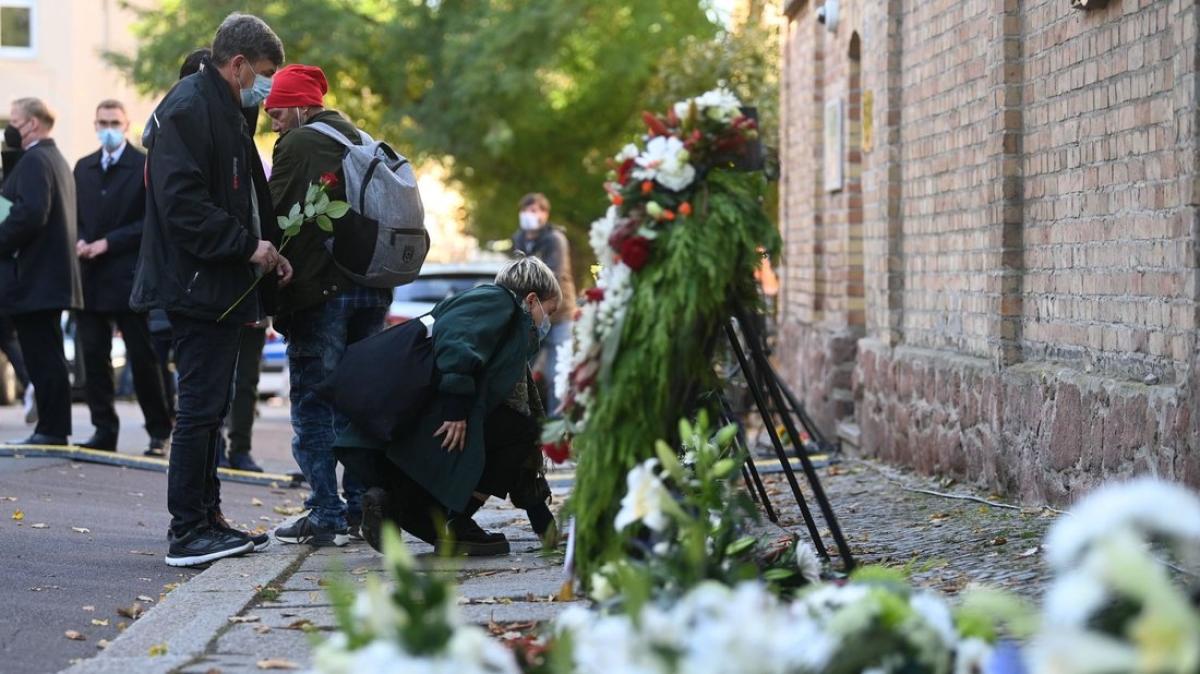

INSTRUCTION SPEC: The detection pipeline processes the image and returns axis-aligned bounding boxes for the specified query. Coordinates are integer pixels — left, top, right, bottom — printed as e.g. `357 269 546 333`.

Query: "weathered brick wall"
780 0 1200 503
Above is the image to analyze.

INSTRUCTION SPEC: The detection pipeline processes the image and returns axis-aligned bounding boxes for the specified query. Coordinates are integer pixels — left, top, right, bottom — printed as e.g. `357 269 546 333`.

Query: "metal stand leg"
731 302 855 570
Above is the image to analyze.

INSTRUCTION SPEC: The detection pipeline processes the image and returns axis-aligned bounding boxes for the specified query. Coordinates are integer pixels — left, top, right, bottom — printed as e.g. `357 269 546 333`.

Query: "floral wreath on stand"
538 88 778 577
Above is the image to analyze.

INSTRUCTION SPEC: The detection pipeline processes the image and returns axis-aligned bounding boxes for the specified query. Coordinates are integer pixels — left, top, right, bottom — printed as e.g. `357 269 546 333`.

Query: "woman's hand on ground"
435 420 467 452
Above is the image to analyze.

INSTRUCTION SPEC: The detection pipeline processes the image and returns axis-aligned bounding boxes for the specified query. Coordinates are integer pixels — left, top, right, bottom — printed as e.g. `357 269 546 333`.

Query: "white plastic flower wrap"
1026 477 1200 674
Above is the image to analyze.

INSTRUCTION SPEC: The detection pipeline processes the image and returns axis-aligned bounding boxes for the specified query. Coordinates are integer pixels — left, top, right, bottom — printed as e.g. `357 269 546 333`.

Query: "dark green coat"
334 284 536 511
268 110 358 323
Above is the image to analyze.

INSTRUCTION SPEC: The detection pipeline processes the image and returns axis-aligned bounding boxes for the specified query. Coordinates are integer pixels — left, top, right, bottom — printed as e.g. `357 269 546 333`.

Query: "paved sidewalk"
63 491 576 674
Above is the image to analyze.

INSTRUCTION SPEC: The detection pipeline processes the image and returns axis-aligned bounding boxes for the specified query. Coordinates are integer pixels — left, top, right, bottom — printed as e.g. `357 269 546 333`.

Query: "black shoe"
79 432 118 452
439 517 510 556
144 437 169 457
360 488 390 553
347 511 364 541
9 433 68 447
165 526 254 567
274 514 349 547
211 511 270 552
227 453 263 473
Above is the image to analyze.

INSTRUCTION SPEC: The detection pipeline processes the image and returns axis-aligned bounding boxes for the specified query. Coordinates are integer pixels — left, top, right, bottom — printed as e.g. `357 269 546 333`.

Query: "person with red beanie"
265 64 392 547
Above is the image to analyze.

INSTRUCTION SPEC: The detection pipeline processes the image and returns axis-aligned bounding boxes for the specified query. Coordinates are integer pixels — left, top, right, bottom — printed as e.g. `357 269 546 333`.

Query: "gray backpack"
308 122 428 288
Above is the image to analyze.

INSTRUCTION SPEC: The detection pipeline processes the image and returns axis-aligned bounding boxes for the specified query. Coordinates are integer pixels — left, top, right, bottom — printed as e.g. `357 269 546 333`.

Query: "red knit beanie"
265 64 328 110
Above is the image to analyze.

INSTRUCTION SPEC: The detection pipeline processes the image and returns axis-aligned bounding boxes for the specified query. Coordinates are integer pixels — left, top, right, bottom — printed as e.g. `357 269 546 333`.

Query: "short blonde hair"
12 97 54 130
496 255 561 303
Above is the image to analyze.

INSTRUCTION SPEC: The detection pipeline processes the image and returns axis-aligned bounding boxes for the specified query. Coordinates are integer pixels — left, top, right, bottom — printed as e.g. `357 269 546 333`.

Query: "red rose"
584 287 605 303
319 171 339 188
542 441 571 464
620 235 651 271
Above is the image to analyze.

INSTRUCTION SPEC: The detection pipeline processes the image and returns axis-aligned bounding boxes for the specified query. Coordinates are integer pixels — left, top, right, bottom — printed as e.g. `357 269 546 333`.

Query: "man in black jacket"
75 99 172 455
131 13 291 567
0 97 82 446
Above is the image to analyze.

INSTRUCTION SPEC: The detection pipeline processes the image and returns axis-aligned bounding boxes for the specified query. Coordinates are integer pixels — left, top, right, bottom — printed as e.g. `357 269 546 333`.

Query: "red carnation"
541 441 571 464
620 235 651 271
642 111 670 137
584 287 605 303
319 171 339 188
616 158 635 185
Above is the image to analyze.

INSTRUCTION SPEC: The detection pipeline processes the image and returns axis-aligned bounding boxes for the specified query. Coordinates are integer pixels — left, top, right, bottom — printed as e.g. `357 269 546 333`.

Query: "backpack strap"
306 121 371 147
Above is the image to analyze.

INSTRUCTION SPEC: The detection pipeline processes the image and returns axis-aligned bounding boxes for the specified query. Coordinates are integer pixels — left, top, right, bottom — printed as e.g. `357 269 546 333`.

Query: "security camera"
816 1 838 30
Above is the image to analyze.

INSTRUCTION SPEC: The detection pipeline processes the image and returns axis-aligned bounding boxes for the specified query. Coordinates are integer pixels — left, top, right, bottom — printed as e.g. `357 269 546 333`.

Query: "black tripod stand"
723 300 855 570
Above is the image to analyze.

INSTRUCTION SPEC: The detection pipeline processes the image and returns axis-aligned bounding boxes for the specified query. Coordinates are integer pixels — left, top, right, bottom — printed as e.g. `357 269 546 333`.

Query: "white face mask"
519 211 542 231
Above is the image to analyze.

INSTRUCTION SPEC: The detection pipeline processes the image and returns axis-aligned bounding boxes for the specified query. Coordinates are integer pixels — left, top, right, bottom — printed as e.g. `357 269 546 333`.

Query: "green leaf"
316 214 334 232
276 215 290 229
304 203 315 218
315 192 330 213
724 536 756 557
325 201 351 219
654 440 685 483
763 568 797 581
304 183 319 204
288 202 301 220
285 225 302 238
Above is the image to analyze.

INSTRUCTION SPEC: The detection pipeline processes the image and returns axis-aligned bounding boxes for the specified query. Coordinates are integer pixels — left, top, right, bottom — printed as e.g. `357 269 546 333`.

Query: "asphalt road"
0 399 303 673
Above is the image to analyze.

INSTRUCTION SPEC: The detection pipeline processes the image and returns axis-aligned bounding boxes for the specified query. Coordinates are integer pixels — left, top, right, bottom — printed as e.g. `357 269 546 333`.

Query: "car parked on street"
387 260 508 326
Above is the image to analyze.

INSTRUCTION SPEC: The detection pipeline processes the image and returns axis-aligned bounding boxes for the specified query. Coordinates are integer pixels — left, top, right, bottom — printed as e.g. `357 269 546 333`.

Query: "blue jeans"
287 293 388 530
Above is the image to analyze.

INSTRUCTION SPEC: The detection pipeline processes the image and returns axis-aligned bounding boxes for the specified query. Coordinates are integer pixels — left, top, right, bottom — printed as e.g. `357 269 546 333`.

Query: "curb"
57 540 313 674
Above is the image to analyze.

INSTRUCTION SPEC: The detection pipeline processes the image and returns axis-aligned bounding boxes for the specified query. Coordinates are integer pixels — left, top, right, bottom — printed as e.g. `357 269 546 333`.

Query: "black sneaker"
347 511 364 541
274 514 349 547
165 526 254 567
211 512 270 552
439 516 510 556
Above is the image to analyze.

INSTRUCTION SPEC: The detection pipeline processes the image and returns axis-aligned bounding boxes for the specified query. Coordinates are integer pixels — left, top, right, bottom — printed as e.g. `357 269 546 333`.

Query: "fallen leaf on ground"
272 505 304 516
31 523 47 529
96 639 110 650
1018 545 1041 558
250 497 264 506
148 643 167 656
64 630 85 641
117 603 145 620
11 509 23 521
284 619 314 631
229 615 261 624
82 605 95 612
1 496 16 501
90 618 109 626
990 536 1008 546
128 550 156 556
72 527 90 534
254 624 272 634
256 659 299 670
136 595 154 603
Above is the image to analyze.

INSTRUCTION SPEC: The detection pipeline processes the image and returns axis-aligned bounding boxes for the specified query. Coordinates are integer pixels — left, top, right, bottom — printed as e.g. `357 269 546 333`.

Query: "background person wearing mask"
510 193 576 416
0 97 82 447
131 13 290 567
74 98 173 456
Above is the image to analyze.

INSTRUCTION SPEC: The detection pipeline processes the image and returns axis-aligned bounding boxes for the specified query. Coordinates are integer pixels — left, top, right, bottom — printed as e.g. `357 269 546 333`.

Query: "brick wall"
779 0 1200 503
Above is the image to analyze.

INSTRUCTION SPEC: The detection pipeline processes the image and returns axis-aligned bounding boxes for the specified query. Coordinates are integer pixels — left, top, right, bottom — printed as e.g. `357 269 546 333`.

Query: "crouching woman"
335 256 560 555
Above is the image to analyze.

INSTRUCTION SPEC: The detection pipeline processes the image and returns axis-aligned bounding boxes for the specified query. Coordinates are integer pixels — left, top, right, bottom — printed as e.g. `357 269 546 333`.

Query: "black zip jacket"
130 60 277 323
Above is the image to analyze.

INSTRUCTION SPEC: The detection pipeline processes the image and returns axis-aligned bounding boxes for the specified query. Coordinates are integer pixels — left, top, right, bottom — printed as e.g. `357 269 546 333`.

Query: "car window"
393 276 492 303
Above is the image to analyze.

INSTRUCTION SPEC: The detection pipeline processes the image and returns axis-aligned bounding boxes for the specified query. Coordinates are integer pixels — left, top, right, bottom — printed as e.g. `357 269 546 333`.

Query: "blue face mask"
531 296 552 344
239 62 272 108
97 128 123 152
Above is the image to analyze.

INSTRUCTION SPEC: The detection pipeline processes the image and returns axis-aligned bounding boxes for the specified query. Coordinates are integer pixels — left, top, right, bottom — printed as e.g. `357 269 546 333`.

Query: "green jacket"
268 109 358 322
334 284 536 511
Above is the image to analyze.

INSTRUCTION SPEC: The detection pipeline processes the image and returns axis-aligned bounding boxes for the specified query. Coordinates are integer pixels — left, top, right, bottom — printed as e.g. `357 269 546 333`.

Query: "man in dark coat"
262 64 390 547
511 193 577 415
74 99 172 455
130 13 290 567
0 97 82 446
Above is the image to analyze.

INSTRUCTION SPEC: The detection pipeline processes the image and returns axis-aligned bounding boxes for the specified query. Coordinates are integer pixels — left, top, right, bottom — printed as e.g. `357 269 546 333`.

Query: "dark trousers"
150 331 176 422
77 310 173 440
227 326 266 456
0 314 29 387
167 313 240 537
10 310 70 437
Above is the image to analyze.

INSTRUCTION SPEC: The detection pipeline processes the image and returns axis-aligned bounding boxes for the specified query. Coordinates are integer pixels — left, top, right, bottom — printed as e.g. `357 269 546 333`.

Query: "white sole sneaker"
164 540 254 567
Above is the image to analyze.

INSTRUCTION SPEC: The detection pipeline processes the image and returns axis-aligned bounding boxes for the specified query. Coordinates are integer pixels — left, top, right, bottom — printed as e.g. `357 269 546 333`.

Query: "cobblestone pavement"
761 456 1060 598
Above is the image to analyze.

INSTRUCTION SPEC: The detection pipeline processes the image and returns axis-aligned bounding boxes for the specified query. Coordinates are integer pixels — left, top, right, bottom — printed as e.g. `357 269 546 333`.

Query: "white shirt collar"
102 141 127 166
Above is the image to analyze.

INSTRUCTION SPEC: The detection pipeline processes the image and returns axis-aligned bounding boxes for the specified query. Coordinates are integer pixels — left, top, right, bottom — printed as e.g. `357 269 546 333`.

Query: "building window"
0 0 33 57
